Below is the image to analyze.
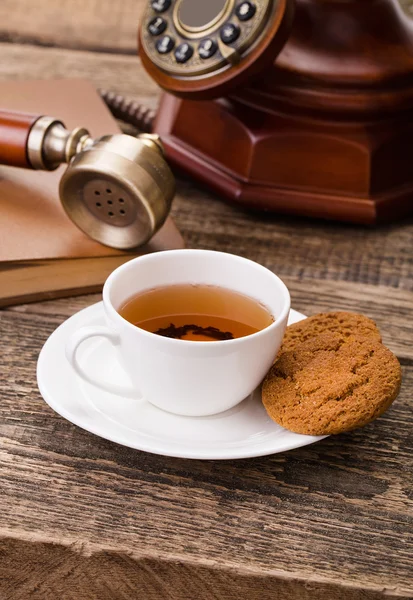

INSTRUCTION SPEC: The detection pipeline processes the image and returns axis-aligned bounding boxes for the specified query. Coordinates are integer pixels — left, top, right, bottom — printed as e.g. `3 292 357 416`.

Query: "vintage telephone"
1 0 413 251
137 0 413 225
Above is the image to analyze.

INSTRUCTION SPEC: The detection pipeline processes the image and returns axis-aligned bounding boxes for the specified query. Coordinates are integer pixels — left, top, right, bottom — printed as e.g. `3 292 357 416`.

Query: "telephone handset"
0 110 175 249
138 0 293 99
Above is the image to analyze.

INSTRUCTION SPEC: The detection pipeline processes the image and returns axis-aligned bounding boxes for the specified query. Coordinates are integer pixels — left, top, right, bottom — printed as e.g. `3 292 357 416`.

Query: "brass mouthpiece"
26 117 175 250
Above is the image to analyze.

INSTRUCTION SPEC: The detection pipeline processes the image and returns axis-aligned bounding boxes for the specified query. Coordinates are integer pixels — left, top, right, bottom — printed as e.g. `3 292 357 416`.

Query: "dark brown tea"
119 284 274 341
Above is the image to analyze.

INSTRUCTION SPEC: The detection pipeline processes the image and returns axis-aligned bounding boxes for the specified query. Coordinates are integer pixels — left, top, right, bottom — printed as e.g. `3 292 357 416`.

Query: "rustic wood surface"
0 2 412 599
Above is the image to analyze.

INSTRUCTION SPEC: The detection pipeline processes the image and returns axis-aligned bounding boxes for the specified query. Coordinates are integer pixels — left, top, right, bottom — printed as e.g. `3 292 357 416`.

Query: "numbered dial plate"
141 0 274 77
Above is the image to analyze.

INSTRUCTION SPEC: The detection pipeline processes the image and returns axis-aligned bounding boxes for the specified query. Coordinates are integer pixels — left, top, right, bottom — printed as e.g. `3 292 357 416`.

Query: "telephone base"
154 93 413 225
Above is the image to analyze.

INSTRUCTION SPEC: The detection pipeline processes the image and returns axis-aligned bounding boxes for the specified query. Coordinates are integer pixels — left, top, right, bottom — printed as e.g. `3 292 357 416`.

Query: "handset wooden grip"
0 110 40 169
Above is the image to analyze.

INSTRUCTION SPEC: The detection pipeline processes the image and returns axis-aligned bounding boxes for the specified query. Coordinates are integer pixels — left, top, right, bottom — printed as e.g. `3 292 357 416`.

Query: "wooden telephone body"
139 0 413 224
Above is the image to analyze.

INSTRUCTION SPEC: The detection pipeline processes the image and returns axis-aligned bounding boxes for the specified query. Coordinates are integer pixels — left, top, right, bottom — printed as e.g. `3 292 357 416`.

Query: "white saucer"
37 302 325 460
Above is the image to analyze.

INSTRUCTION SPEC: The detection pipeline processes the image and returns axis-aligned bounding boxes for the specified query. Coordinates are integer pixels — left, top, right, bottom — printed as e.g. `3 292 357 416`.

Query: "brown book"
0 79 184 307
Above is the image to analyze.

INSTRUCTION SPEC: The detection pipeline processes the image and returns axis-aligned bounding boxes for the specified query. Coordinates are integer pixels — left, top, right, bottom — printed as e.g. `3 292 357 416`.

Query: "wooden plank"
0 42 159 105
1 538 412 600
0 305 412 595
0 0 411 56
0 0 146 53
170 183 413 293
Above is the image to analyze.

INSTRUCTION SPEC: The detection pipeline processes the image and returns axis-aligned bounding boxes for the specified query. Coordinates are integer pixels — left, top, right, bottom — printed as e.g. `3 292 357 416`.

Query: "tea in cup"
66 249 290 416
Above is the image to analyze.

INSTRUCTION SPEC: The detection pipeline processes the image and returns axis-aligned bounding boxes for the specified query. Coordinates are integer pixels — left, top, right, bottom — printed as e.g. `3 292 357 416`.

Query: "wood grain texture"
0 0 411 55
1 282 412 598
2 539 413 600
0 0 146 53
0 7 413 597
0 42 159 106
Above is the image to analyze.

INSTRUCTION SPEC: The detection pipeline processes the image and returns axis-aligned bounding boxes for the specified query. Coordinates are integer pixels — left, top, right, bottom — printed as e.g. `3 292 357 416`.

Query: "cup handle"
65 326 140 398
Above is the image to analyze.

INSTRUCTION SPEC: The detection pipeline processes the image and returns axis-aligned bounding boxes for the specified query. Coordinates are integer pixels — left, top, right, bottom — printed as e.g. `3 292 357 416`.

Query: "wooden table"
1 2 412 598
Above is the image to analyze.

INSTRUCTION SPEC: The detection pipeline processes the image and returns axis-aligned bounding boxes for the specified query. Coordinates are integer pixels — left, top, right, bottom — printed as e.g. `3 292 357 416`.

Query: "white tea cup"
66 249 290 417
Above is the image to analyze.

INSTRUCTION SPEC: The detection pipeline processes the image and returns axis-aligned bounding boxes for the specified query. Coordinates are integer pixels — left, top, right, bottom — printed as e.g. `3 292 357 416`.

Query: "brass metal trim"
43 125 91 168
27 116 63 170
60 134 175 250
173 0 234 39
27 117 92 170
138 133 166 155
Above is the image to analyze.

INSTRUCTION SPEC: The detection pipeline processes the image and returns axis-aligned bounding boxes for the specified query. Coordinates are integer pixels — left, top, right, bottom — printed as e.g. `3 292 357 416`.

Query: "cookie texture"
280 312 381 354
262 325 401 436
